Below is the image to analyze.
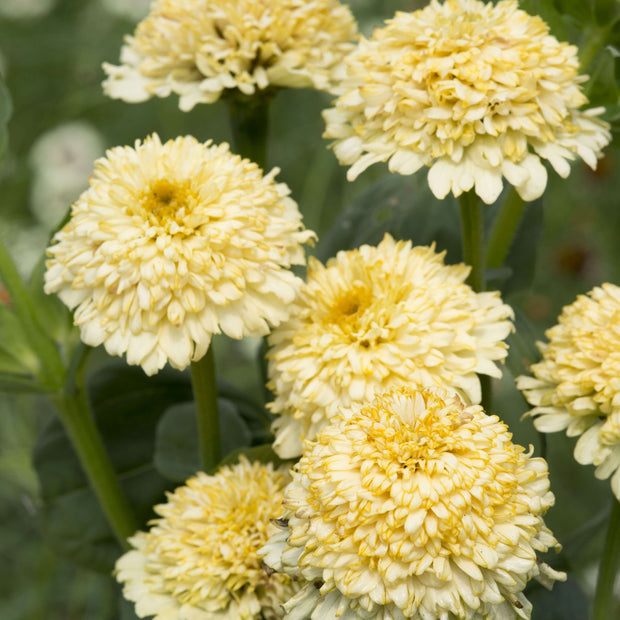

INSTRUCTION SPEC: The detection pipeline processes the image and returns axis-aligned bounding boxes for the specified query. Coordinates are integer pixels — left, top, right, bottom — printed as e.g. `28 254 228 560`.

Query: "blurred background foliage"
0 0 619 618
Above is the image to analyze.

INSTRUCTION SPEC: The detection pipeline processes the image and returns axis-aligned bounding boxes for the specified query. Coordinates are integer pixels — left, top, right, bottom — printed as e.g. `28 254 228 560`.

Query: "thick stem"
459 191 485 292
0 237 64 387
51 387 138 548
228 96 270 170
459 192 492 410
486 189 526 270
593 497 620 620
190 346 220 471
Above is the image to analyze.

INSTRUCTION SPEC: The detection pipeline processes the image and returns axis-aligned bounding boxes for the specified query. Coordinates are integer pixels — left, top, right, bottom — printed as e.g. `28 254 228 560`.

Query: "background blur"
0 0 619 618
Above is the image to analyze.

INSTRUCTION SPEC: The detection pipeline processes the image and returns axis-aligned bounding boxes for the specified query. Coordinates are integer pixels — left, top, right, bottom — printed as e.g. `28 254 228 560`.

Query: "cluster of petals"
267 234 514 458
323 0 610 204
44 134 315 375
115 458 295 619
517 283 620 500
260 387 564 620
102 0 359 110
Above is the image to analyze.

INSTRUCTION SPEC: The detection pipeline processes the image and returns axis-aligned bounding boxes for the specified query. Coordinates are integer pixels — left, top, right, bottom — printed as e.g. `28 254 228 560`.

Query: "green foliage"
0 75 11 159
33 364 192 572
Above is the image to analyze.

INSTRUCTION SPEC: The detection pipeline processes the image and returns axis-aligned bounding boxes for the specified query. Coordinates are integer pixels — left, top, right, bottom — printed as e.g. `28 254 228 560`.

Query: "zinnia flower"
261 387 564 620
323 0 610 204
517 283 620 500
44 134 315 375
268 234 514 458
102 0 358 111
116 458 295 620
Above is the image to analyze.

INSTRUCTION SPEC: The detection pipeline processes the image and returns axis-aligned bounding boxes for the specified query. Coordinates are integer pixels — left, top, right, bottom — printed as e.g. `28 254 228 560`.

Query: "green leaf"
593 0 620 25
27 253 75 348
0 371 50 394
584 45 620 105
519 0 569 40
153 398 252 482
505 307 544 379
528 576 590 619
317 173 462 265
33 364 192 573
0 304 42 376
0 76 11 160
216 443 286 470
487 198 544 296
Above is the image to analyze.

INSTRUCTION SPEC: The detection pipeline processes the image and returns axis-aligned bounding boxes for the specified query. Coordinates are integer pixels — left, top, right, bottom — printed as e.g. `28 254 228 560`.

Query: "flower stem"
485 188 526 270
459 191 485 292
0 237 64 388
51 386 138 549
190 345 220 471
593 497 620 620
228 96 271 170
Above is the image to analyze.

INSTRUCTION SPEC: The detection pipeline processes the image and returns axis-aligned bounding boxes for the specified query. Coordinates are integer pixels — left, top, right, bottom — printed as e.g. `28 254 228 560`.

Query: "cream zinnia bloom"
517 283 620 500
44 134 315 375
102 0 358 111
323 0 610 204
261 387 564 620
268 234 514 458
116 458 295 620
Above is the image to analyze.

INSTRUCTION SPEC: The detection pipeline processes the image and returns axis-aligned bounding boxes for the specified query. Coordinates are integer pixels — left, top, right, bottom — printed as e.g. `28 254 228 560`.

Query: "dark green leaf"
487 198 544 295
0 371 50 394
528 576 590 620
317 173 462 265
0 75 12 125
28 253 75 348
519 0 569 40
33 364 193 573
153 398 252 483
553 0 593 25
593 0 620 25
0 304 42 376
217 443 287 470
584 45 620 105
505 307 544 378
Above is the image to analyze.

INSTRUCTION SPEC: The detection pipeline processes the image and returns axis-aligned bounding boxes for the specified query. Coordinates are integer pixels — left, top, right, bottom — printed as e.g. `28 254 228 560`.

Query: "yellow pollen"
140 178 195 225
325 286 372 326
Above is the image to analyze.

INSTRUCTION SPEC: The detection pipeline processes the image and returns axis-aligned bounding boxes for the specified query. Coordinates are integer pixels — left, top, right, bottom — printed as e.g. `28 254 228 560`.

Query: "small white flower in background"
29 121 105 230
323 0 611 204
268 233 514 458
44 134 315 375
116 458 296 620
0 0 55 20
517 283 620 501
261 387 565 620
102 0 359 111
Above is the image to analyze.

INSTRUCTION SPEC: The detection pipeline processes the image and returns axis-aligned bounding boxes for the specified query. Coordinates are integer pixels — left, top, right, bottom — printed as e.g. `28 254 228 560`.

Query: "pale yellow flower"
323 0 610 204
517 283 620 501
116 458 295 620
102 0 358 111
260 387 564 620
268 234 514 458
44 134 315 375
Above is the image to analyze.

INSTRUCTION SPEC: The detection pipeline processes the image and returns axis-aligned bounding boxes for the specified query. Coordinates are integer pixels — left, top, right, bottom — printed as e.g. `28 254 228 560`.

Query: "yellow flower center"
139 178 196 228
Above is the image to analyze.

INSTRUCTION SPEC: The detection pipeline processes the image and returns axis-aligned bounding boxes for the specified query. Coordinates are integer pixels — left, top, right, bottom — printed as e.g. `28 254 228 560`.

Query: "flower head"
103 0 358 110
323 0 610 204
44 134 315 375
517 283 620 500
268 234 513 458
261 387 564 620
116 458 295 620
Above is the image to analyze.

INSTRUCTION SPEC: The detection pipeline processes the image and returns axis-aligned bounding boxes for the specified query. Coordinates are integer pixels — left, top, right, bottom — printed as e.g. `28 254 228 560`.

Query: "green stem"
486 189 526 270
190 346 220 471
227 96 271 170
0 237 64 387
459 191 485 292
593 497 620 620
51 386 138 549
